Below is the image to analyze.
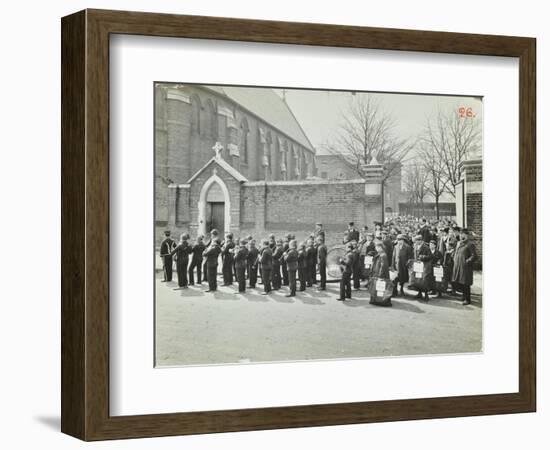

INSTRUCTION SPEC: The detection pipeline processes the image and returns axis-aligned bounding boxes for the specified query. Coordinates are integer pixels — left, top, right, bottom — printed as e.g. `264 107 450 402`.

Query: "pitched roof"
187 156 248 184
203 85 314 152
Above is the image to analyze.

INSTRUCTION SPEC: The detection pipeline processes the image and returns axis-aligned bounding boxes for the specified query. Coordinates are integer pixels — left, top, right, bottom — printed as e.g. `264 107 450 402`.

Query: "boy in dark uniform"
221 233 235 286
317 236 327 291
202 229 220 283
234 239 249 293
188 235 205 285
268 233 277 251
297 243 307 291
247 240 259 288
351 240 362 290
159 230 176 282
310 233 318 284
305 238 316 287
271 239 284 290
281 233 292 286
259 239 273 295
284 240 299 297
337 243 354 301
170 233 193 289
203 240 221 292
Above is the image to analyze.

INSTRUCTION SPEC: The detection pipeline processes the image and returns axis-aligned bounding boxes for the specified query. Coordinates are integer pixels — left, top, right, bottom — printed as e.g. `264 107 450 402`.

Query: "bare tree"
403 162 429 217
421 107 481 198
418 142 449 219
324 94 415 220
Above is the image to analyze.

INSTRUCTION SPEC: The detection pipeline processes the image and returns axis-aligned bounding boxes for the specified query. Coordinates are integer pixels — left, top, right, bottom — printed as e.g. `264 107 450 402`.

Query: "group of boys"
160 216 478 306
159 223 328 298
335 218 478 305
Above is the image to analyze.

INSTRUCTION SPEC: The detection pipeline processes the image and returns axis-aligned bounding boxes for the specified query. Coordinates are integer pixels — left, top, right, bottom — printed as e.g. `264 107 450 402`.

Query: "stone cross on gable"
212 141 224 159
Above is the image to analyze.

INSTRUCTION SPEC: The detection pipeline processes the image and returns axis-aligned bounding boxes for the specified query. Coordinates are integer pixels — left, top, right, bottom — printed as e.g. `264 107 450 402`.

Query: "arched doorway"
197 174 231 236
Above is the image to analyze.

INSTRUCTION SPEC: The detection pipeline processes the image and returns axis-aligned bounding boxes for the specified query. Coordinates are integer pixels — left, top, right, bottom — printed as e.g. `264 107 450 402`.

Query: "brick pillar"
166 89 191 183
362 158 384 226
460 158 483 268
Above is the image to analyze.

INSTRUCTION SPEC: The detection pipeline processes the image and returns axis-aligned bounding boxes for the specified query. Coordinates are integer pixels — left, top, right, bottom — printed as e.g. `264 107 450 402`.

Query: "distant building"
315 147 359 180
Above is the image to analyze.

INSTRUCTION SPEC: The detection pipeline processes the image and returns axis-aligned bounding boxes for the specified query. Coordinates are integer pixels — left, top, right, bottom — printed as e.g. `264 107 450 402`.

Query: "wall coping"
243 178 366 187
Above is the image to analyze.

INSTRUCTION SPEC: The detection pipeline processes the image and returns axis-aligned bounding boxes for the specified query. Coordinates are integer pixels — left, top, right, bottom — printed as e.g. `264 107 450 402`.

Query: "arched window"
190 94 201 134
266 131 273 177
240 118 249 164
203 99 217 139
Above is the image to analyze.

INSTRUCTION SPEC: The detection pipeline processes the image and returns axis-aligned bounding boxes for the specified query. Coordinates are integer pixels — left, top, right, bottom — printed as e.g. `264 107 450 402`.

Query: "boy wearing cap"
272 239 284 290
297 243 307 292
347 222 360 242
281 233 292 286
170 233 193 289
337 243 354 301
234 239 249 293
188 235 205 285
159 230 176 282
221 233 235 286
305 238 316 287
203 240 222 292
259 239 273 294
284 240 299 297
247 240 259 288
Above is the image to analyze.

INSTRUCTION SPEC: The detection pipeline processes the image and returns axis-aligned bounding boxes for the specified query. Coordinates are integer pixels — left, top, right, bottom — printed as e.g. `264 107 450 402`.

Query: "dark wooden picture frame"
61 9 536 441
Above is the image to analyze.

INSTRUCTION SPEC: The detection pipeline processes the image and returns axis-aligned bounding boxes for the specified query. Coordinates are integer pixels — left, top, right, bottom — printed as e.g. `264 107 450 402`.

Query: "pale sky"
273 88 483 157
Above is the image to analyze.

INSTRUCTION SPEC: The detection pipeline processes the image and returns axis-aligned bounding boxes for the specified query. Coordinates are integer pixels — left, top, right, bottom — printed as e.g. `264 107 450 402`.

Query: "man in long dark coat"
412 235 433 301
452 228 478 305
392 234 412 297
317 236 327 291
281 233 291 286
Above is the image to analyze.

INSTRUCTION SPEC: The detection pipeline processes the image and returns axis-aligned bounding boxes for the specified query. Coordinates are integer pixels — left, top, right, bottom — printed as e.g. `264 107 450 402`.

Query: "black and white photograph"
154 83 483 366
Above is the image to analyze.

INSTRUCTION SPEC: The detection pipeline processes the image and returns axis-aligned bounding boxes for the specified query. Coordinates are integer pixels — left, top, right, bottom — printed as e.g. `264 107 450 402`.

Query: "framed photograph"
61 9 536 440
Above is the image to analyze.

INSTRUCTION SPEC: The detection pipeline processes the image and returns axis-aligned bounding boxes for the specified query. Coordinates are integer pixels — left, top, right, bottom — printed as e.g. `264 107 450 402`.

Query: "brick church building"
155 83 385 246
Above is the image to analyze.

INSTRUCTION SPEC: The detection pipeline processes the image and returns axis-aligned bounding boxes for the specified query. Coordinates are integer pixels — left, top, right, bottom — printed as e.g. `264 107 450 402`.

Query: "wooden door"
209 202 225 234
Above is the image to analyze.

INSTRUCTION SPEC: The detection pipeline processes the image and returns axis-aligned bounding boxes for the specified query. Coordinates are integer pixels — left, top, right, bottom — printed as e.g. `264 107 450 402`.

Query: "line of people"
159 223 328 298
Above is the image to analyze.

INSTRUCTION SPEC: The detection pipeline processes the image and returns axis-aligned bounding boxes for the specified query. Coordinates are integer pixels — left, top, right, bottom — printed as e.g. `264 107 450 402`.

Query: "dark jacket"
190 242 206 262
317 244 327 264
272 247 284 269
247 247 259 268
221 240 235 262
339 251 354 275
392 242 413 282
260 247 273 270
170 241 192 264
452 239 477 286
413 242 433 280
284 249 298 271
160 238 175 257
305 246 316 267
297 249 307 269
203 244 221 267
348 228 360 242
234 246 249 270
372 252 390 279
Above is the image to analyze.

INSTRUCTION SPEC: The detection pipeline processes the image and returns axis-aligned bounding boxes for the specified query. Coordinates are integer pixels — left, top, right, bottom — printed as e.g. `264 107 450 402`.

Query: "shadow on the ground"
178 286 205 297
213 291 240 301
295 292 326 305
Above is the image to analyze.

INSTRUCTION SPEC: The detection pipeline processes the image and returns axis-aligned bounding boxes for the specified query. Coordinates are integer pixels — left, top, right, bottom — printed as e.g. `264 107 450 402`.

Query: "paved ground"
155 272 482 366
